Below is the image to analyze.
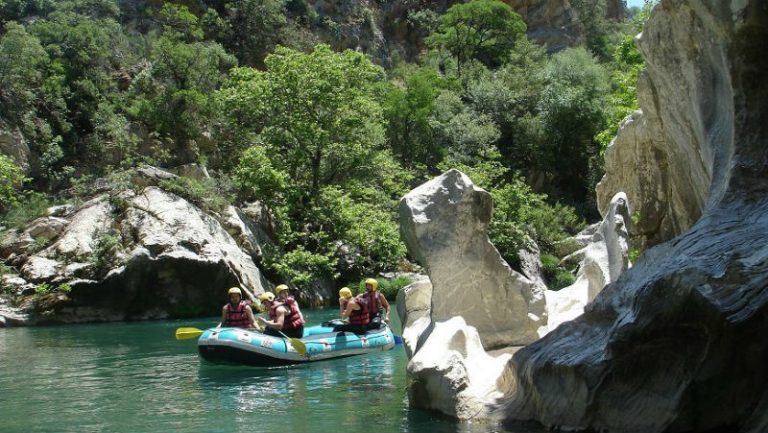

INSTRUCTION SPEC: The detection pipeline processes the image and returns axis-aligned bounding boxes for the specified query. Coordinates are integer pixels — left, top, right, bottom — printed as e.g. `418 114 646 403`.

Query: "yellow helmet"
339 287 352 299
258 292 275 302
364 278 378 289
228 287 242 296
275 284 289 294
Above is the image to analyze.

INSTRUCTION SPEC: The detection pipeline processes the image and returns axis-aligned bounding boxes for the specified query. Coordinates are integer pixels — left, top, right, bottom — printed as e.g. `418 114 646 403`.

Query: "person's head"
364 278 378 293
339 287 353 300
258 291 275 308
227 287 242 303
275 284 290 299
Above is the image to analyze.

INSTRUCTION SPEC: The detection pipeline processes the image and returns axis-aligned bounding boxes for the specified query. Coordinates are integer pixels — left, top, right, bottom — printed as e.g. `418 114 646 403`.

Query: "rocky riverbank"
396 1 768 431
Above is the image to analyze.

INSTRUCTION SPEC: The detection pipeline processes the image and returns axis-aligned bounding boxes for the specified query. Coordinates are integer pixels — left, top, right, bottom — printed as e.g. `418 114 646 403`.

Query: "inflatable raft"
197 322 396 366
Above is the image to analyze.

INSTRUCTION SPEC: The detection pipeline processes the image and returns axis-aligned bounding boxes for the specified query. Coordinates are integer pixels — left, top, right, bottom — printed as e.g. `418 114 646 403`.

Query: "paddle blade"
289 338 307 356
175 327 204 340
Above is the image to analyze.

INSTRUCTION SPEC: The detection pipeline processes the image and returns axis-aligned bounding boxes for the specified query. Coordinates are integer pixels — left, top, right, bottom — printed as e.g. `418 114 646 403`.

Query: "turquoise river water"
0 308 541 433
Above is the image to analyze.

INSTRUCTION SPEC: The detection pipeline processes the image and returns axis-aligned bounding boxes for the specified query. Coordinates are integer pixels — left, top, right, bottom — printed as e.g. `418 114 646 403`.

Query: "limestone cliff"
506 1 768 431
306 0 588 66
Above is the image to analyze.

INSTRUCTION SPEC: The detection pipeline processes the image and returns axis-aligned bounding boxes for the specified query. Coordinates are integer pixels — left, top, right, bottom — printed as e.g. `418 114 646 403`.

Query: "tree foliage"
0 0 650 290
226 45 406 281
0 154 25 209
426 0 526 75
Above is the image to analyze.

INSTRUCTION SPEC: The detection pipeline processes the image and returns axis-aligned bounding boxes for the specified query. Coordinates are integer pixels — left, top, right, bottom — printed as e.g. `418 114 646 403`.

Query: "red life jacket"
360 291 382 317
224 301 252 328
270 297 305 330
347 299 369 326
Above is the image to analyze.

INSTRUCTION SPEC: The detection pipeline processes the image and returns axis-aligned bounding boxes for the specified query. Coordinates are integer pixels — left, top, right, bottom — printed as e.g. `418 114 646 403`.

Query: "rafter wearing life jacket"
359 291 383 318
224 300 253 328
270 296 305 330
341 297 369 326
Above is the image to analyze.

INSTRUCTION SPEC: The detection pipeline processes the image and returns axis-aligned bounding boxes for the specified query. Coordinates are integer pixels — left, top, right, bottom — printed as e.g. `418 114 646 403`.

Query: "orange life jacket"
341 298 369 326
270 297 305 330
224 301 252 328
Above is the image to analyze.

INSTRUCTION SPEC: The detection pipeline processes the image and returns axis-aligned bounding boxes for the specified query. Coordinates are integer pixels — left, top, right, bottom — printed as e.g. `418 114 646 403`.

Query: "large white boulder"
399 169 545 349
407 316 515 420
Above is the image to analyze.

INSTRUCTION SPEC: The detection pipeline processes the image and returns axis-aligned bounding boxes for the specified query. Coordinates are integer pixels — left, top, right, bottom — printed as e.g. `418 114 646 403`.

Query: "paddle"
176 327 205 340
276 330 307 356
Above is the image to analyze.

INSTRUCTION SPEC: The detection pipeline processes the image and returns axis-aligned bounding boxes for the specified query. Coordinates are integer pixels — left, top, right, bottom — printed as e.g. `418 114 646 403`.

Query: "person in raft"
336 287 369 334
218 287 258 329
257 284 305 338
357 278 390 329
257 291 275 313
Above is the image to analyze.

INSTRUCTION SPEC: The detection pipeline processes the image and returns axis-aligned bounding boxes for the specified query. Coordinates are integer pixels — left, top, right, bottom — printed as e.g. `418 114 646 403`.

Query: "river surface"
0 308 541 433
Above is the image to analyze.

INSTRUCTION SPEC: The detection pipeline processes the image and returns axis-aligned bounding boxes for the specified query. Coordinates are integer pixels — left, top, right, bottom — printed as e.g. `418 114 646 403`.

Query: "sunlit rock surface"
0 172 272 324
407 316 515 420
398 169 544 419
545 192 630 332
399 169 546 349
503 1 768 431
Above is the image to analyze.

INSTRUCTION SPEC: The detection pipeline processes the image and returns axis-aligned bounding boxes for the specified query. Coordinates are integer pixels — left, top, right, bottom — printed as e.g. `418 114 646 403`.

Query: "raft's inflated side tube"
197 323 395 366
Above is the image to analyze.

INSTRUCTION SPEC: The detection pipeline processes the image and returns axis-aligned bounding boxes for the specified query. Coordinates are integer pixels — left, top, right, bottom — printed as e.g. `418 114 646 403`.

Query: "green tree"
127 4 236 166
432 89 501 166
465 37 547 173
570 0 613 60
537 47 609 213
24 0 131 180
596 2 653 154
202 0 287 66
0 20 68 185
224 44 386 202
384 66 448 172
0 154 25 210
225 45 406 282
426 0 526 76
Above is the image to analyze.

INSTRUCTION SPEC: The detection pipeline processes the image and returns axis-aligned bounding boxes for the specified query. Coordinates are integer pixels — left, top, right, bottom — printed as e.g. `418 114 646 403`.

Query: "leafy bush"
265 245 337 286
552 270 576 290
158 176 232 214
351 275 414 300
0 154 26 210
490 177 583 265
1 191 53 228
90 231 121 277
34 282 51 295
540 253 576 290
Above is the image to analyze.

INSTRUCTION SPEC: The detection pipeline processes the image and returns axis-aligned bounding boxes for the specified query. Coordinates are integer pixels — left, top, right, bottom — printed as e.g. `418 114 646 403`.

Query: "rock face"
407 316 516 420
0 169 273 324
399 169 546 349
0 119 31 174
503 1 768 432
397 169 546 418
545 192 630 331
310 0 587 67
505 0 584 51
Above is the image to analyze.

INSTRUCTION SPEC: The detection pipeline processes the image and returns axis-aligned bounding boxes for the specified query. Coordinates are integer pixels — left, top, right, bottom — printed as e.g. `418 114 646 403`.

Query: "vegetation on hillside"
0 0 654 292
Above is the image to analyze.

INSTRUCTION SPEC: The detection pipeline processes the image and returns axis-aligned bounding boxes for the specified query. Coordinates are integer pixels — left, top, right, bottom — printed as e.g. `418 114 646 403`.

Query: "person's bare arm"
341 300 359 320
217 306 227 327
380 293 391 323
245 305 258 328
258 306 286 330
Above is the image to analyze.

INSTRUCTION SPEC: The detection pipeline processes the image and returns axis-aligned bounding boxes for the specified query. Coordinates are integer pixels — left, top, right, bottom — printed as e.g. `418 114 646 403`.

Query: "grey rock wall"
504 1 768 431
